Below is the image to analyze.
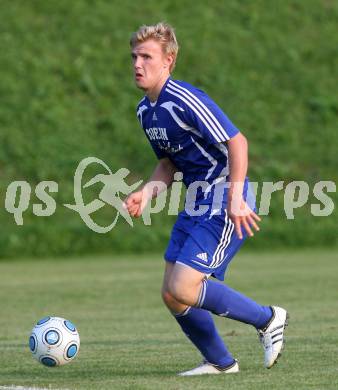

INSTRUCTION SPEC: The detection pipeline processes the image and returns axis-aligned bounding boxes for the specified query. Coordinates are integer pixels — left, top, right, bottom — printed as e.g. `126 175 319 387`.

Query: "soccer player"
125 22 288 375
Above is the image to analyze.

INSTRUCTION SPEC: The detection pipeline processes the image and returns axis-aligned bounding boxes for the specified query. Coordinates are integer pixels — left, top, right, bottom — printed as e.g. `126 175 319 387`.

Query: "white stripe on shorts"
209 211 234 269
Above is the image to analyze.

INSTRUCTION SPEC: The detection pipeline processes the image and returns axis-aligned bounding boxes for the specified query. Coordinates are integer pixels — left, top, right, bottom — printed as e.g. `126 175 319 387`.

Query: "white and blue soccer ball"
29 316 80 367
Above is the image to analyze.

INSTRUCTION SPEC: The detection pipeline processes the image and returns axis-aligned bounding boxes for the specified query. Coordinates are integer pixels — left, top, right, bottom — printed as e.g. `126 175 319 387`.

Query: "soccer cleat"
258 306 289 369
178 359 239 376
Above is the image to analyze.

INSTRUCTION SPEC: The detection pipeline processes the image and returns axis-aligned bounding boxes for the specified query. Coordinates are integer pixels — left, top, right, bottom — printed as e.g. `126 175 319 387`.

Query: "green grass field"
0 250 337 389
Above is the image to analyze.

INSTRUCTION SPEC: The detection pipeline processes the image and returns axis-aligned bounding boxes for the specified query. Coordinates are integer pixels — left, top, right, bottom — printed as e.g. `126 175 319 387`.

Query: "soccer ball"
29 316 80 367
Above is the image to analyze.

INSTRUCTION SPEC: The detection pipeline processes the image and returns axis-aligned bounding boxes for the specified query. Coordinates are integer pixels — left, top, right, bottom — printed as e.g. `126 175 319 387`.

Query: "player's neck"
146 73 170 102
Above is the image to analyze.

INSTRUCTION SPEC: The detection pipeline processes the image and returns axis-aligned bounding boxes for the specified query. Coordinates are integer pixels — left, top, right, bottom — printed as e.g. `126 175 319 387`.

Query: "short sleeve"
178 87 239 144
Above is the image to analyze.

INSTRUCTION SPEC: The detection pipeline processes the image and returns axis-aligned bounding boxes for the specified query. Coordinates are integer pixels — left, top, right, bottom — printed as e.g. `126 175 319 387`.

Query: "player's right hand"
123 190 150 218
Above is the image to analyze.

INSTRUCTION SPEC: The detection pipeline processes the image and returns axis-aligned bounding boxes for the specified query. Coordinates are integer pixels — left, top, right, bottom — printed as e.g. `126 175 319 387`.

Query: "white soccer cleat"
258 306 289 369
178 359 239 376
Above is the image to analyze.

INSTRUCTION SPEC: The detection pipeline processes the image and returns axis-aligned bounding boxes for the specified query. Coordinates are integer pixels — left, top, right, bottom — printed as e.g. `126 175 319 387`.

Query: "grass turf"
0 250 337 389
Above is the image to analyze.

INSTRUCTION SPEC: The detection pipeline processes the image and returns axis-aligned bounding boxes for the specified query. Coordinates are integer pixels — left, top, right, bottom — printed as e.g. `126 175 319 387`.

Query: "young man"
125 22 288 375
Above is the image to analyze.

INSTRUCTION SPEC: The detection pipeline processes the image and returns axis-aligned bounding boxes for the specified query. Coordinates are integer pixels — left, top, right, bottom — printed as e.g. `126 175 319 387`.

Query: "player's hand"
227 197 261 239
123 189 150 218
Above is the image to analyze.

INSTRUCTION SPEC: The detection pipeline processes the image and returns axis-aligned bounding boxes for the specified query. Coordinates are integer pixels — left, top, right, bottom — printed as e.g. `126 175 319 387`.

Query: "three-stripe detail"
165 80 230 143
192 210 234 278
209 210 234 269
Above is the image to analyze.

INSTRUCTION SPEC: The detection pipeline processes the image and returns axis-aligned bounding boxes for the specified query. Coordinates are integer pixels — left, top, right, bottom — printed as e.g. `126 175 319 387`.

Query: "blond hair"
130 22 179 72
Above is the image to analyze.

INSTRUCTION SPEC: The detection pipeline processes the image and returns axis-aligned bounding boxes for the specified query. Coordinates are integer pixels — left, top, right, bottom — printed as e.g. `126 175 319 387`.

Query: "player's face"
131 39 172 97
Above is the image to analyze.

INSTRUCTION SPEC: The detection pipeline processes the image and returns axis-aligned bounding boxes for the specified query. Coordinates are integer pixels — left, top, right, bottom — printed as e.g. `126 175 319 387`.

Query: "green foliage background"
0 0 337 258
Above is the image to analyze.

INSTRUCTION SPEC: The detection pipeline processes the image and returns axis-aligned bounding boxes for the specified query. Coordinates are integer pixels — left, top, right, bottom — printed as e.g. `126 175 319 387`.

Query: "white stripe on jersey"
160 101 202 138
136 105 148 125
165 86 225 143
215 142 229 157
204 172 228 199
214 143 230 178
190 136 218 181
168 80 230 142
138 96 146 104
167 82 225 141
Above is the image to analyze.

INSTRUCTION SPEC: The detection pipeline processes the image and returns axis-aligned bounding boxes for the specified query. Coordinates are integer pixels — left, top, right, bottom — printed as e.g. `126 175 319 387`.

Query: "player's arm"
124 157 177 218
227 132 261 239
174 85 260 237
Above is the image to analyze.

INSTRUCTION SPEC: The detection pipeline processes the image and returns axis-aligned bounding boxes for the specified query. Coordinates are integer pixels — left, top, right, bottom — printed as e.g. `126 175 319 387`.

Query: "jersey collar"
146 76 171 108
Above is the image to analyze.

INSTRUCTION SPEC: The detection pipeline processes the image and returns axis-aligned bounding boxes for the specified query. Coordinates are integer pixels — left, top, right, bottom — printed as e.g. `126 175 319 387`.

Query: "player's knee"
161 289 175 306
167 279 189 304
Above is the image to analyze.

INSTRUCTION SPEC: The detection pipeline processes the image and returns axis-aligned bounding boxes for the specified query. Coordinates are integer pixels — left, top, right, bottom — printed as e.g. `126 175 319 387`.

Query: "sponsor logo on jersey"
157 142 183 154
145 127 168 141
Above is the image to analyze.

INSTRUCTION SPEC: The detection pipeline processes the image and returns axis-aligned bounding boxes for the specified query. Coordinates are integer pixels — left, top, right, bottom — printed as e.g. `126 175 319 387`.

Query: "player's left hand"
227 197 261 239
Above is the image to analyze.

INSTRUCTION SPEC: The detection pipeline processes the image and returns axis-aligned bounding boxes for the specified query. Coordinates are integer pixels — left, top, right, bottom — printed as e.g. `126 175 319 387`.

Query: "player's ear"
164 53 174 70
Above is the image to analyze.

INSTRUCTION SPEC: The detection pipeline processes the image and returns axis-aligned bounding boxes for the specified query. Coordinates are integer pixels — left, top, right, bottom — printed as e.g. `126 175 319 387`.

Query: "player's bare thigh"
169 263 205 306
161 262 187 313
162 261 206 312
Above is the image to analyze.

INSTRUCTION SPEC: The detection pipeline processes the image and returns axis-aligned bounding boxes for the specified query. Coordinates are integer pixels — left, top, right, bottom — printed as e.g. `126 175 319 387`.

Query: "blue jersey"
136 77 245 207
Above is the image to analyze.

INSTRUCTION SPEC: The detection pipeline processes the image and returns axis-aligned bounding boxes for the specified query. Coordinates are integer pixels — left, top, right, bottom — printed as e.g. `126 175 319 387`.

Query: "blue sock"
174 306 234 367
197 279 272 329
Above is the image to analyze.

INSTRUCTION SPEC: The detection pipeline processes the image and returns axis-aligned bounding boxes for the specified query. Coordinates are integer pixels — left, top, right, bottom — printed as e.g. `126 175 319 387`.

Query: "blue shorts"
164 208 246 281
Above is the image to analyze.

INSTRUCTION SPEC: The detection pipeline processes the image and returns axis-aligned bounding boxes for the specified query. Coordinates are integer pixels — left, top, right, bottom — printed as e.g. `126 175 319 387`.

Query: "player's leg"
162 212 194 314
168 262 272 329
161 261 187 313
161 261 238 373
169 210 287 367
